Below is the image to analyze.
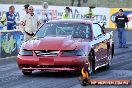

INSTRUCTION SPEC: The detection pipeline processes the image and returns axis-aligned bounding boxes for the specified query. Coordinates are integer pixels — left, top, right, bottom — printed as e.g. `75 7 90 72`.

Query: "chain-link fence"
0 0 131 7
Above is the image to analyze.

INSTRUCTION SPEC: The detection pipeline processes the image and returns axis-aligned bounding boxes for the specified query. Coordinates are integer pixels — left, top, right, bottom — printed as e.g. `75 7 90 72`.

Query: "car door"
92 23 108 70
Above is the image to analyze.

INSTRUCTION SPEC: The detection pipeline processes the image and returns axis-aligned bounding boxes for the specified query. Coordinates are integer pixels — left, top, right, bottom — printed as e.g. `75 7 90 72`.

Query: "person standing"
115 9 129 48
42 2 51 23
24 4 30 14
84 6 95 19
62 7 71 19
20 6 40 42
1 6 16 30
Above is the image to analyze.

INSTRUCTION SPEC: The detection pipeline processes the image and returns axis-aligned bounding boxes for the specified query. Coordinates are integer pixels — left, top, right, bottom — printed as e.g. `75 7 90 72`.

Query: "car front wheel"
88 51 95 74
22 70 32 75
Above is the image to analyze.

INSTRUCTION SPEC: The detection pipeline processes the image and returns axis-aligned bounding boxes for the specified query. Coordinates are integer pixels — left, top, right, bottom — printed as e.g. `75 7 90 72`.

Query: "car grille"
35 50 60 56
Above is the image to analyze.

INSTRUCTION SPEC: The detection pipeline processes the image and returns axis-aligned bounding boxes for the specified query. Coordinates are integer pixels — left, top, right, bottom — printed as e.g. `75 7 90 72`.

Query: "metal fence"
0 0 131 7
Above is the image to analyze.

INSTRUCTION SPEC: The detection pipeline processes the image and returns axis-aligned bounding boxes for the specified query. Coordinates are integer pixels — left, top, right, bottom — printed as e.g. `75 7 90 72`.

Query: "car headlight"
19 49 33 56
61 50 85 56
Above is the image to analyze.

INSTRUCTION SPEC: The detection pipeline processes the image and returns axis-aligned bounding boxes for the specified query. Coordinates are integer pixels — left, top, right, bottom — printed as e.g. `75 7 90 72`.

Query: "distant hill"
0 0 131 7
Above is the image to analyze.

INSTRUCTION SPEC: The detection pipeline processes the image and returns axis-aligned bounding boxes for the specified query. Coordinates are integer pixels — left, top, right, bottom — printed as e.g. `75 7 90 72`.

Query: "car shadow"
22 67 110 78
23 70 81 78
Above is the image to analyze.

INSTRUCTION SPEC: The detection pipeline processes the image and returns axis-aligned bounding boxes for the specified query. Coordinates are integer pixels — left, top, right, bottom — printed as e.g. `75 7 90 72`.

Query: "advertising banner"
0 30 23 58
0 4 110 28
0 4 131 29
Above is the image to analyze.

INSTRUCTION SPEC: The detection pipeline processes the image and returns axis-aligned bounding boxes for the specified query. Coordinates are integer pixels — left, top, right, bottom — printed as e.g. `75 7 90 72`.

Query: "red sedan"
17 19 114 75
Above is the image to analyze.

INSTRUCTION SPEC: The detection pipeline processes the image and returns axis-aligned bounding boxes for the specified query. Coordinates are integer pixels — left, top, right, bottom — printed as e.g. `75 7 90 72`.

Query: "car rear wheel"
22 70 32 75
88 51 95 74
111 44 114 58
105 61 110 70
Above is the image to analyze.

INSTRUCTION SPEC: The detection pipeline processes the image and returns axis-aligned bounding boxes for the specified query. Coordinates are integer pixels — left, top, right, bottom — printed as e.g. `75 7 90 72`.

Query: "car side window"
92 23 103 38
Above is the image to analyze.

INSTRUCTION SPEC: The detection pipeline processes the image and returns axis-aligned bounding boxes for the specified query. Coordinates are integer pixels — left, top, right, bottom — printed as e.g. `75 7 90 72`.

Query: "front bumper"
17 55 87 71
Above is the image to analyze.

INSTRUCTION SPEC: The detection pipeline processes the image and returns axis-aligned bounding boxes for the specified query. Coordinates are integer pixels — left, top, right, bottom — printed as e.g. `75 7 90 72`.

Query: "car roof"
47 19 96 24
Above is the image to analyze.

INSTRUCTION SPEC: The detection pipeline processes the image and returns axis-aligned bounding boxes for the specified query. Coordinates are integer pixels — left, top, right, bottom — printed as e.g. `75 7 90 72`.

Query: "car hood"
22 36 90 50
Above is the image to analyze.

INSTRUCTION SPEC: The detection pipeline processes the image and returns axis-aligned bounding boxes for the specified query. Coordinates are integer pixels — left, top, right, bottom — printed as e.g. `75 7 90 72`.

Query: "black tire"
74 70 81 75
22 70 32 75
88 51 95 74
105 62 110 70
111 44 114 58
80 77 91 86
81 78 87 86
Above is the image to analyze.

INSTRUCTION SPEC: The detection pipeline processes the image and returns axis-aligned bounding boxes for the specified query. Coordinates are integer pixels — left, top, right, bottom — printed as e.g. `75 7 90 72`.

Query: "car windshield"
36 22 91 39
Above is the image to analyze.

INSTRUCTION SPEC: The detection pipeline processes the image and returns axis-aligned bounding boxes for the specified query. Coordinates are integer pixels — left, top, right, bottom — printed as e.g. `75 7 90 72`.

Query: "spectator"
24 4 30 14
62 7 71 19
42 2 51 23
115 9 129 48
1 6 16 30
84 6 95 19
19 6 41 42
